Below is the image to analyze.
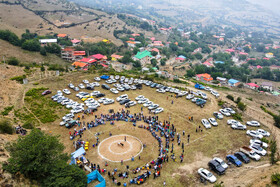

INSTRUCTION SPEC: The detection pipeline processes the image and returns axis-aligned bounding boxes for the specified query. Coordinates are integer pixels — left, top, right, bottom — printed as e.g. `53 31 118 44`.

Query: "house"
71 39 81 46
256 65 263 69
126 41 136 48
80 58 97 64
246 83 260 90
61 47 85 61
225 49 235 53
196 73 213 82
239 52 248 56
265 53 274 58
89 54 106 60
270 65 280 70
39 39 57 46
57 34 67 38
261 82 273 91
131 33 140 37
228 79 240 87
133 50 152 65
72 61 88 69
217 77 227 84
175 57 185 62
151 48 159 53
202 61 214 67
111 54 123 61
214 61 225 65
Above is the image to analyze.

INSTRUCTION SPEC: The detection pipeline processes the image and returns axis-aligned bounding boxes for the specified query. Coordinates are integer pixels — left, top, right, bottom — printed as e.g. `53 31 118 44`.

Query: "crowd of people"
69 108 187 186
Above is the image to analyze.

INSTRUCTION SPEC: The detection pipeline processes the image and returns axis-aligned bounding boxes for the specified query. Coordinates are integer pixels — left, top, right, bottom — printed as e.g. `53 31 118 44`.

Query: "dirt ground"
1 68 280 186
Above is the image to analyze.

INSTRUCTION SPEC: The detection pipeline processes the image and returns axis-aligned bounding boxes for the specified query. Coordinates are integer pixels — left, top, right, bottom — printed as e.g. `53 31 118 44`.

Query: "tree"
40 47 47 56
44 43 61 54
185 69 195 78
151 51 158 56
133 60 141 68
160 58 166 66
22 39 41 52
151 59 157 67
243 46 250 53
239 55 247 60
0 120 14 134
4 129 68 180
270 139 278 165
41 66 45 72
169 43 178 52
194 53 203 60
133 47 139 55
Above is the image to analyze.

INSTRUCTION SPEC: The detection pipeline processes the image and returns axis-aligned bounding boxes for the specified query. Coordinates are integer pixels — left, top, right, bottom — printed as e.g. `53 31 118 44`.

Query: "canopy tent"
70 147 85 165
87 170 106 187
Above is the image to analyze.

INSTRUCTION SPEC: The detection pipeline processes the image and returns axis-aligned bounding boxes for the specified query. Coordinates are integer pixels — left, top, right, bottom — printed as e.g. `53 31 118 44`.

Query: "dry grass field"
4 71 271 186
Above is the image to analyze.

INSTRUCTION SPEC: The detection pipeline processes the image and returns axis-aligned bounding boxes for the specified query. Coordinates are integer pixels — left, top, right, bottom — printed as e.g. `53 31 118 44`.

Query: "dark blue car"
226 155 242 167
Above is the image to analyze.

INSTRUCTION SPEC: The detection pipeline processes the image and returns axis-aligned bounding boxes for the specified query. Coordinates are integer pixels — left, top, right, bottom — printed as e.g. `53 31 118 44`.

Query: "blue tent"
70 147 85 165
178 55 186 59
87 170 106 187
100 75 109 80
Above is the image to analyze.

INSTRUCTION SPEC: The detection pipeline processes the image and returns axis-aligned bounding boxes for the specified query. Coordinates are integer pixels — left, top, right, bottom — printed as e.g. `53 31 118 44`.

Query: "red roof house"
80 58 97 64
73 51 86 56
89 54 105 60
246 83 259 90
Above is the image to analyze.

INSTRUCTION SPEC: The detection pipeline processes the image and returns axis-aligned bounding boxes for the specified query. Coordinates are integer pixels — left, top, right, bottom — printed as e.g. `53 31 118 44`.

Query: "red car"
42 90 52 95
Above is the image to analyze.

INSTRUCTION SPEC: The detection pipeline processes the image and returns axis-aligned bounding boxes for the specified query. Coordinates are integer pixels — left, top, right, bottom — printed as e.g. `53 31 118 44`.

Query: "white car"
135 95 145 101
117 87 125 92
200 92 208 100
57 90 63 96
213 157 228 169
257 129 270 137
191 97 198 103
211 90 220 97
148 104 159 110
246 121 260 127
78 84 85 89
213 112 223 120
117 94 128 102
227 119 239 125
127 101 136 106
186 94 194 100
63 89 71 95
115 75 120 80
98 97 107 103
246 130 263 139
62 113 74 121
250 139 268 149
60 121 67 126
138 98 149 104
71 107 84 114
143 101 153 107
83 80 89 84
198 168 217 183
152 107 164 114
91 91 101 96
249 144 267 156
205 87 213 92
219 109 231 117
110 88 119 94
106 79 113 84
68 83 75 89
103 99 114 105
231 123 246 130
208 118 218 126
157 89 166 93
94 77 101 81
201 119 211 129
225 108 236 114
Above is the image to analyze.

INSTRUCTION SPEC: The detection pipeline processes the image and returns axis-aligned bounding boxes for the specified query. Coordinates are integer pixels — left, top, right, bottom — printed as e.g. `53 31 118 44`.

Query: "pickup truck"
240 146 261 161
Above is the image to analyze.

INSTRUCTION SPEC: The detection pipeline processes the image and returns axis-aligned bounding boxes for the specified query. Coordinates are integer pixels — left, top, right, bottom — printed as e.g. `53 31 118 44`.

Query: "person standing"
187 134 190 143
124 136 126 141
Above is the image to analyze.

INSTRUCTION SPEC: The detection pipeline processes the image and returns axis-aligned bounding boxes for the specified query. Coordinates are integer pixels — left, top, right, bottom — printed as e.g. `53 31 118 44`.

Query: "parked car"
102 84 110 90
246 121 260 127
103 99 114 105
143 101 153 107
208 160 225 175
98 97 107 103
213 157 228 170
110 88 119 94
120 99 130 105
42 90 52 95
225 108 236 114
117 94 128 102
63 89 71 95
246 130 263 139
226 155 242 167
148 104 159 110
186 94 194 100
83 80 89 84
126 101 136 107
249 144 267 156
250 139 268 149
219 109 231 116
201 119 211 129
96 93 105 98
213 112 223 120
211 90 220 97
138 98 149 104
74 87 79 92
135 95 145 101
231 123 246 130
94 77 101 81
78 84 85 89
256 129 270 137
68 83 75 89
234 152 250 164
208 118 218 126
197 168 217 183
240 146 261 161
152 107 164 114
65 120 77 128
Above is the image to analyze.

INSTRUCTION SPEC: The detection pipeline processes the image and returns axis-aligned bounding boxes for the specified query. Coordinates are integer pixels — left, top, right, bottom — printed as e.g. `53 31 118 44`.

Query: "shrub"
7 57 20 66
247 97 253 101
1 106 14 116
22 122 34 129
260 137 269 143
232 113 243 122
270 139 278 165
235 97 242 104
271 173 280 185
226 94 234 101
237 102 246 111
218 100 225 106
0 120 14 134
10 75 26 84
